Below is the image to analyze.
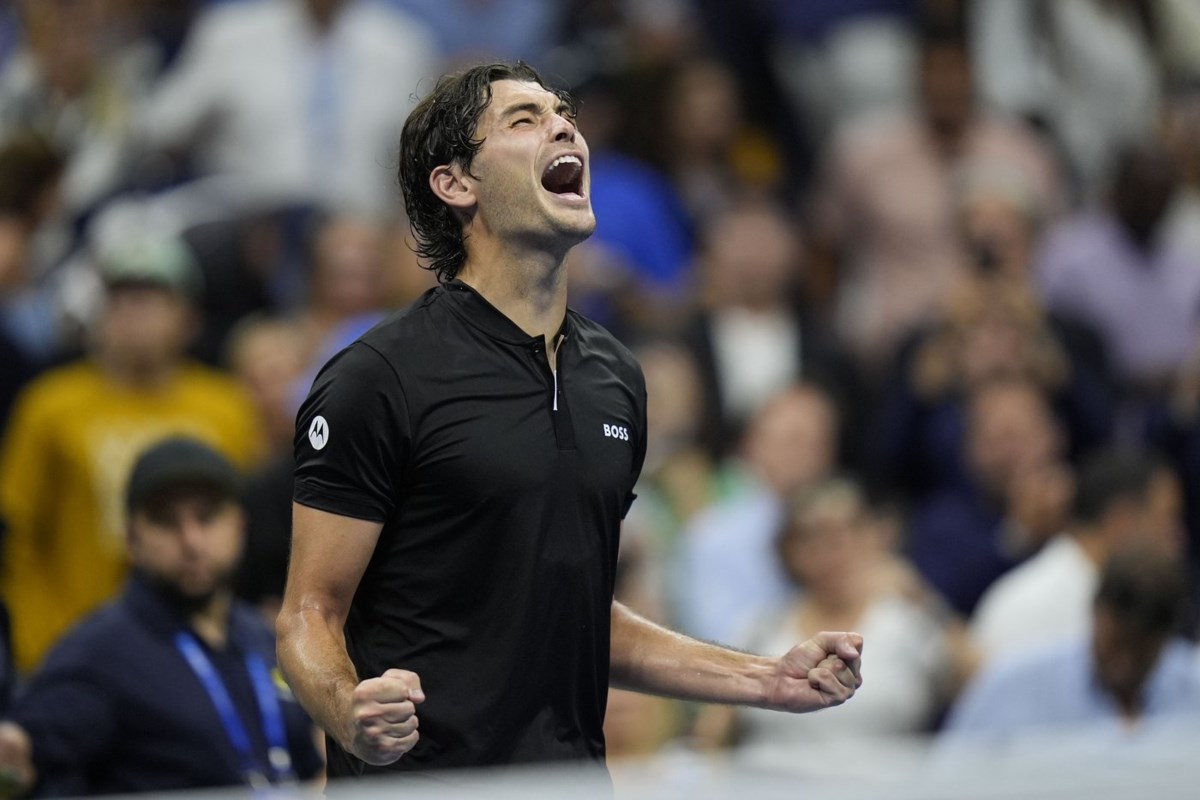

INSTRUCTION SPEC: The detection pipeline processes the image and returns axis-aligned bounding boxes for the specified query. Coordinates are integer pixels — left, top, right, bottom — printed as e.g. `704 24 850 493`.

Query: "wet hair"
397 61 577 284
1094 545 1188 636
1072 449 1167 526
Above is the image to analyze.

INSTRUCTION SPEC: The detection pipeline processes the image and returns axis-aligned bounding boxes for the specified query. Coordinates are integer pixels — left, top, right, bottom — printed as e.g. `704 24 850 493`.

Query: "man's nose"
550 114 576 143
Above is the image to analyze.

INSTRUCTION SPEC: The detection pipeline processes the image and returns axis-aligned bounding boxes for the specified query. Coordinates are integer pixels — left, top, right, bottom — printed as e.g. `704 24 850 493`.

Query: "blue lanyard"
174 632 296 788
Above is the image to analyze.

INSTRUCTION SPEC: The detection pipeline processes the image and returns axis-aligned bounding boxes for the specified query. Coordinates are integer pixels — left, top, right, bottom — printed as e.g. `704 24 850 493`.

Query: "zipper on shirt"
531 333 575 451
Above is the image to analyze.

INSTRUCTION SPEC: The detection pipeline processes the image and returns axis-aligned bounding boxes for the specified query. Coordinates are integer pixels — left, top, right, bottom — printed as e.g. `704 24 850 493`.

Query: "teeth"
550 155 582 169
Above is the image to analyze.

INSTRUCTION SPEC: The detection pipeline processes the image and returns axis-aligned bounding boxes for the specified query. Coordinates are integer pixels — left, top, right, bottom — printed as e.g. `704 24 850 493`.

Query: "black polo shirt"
293 280 647 776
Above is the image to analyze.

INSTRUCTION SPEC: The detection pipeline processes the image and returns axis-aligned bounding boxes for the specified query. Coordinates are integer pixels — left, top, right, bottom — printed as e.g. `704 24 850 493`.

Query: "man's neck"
191 590 233 650
457 244 570 348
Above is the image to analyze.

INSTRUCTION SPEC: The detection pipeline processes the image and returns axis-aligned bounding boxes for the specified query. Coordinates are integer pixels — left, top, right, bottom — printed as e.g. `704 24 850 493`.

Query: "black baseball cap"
125 437 240 514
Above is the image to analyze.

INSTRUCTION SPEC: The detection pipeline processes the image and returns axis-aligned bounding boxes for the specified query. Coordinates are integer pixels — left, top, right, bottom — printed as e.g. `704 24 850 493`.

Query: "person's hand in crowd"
0 722 34 797
345 668 424 765
760 632 863 713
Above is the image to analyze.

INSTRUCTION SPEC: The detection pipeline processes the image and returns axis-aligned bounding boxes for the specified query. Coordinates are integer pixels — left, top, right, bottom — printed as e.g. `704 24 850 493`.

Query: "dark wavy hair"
398 61 577 284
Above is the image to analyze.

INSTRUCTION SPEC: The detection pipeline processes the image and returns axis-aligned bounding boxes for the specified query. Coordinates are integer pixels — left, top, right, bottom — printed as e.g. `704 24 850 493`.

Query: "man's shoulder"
567 310 643 384
34 601 135 673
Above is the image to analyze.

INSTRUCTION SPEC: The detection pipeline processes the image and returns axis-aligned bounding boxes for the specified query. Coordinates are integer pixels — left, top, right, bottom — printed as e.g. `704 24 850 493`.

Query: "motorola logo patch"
308 415 330 450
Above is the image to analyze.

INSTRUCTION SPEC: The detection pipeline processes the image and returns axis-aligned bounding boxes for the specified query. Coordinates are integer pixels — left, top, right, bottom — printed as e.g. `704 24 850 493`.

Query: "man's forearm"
608 601 778 707
276 604 360 749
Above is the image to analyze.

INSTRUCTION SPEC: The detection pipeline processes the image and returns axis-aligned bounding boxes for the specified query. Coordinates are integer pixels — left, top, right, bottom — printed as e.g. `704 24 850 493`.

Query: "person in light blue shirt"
944 544 1200 745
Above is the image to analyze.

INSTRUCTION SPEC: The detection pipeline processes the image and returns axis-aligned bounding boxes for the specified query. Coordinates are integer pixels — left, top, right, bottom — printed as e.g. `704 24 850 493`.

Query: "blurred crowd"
2 0 1200 791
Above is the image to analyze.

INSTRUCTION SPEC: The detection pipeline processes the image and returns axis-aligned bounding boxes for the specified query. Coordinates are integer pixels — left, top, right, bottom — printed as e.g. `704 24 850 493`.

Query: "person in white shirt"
139 0 439 218
970 449 1184 666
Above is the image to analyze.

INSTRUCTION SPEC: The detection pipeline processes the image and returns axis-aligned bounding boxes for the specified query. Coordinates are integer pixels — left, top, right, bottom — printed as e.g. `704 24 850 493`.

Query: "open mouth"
541 154 585 197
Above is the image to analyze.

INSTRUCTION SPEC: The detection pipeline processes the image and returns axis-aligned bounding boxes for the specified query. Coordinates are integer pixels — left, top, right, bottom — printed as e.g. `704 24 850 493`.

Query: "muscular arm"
276 503 378 747
609 601 862 713
277 504 422 765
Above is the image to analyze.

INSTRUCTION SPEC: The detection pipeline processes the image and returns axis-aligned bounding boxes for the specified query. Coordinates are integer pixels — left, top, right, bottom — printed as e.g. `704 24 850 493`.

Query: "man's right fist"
346 668 424 765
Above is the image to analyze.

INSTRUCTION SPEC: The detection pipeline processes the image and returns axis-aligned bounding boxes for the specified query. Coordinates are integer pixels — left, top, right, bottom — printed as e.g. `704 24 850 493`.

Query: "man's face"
462 79 595 252
97 284 193 369
744 390 837 495
128 488 244 604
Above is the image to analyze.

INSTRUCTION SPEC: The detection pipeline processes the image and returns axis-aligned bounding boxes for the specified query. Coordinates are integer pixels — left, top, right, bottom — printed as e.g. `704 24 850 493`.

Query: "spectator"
683 198 859 461
1036 139 1200 402
694 478 972 777
970 0 1200 203
678 383 839 644
944 545 1200 746
813 16 1061 368
873 277 1095 499
0 132 65 432
971 449 1183 667
139 0 439 218
0 0 157 225
0 437 322 795
0 233 262 673
907 376 1073 616
618 56 781 231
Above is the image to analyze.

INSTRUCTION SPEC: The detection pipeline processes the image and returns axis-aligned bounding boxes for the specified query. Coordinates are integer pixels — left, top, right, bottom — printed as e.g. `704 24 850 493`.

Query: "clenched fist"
345 668 424 765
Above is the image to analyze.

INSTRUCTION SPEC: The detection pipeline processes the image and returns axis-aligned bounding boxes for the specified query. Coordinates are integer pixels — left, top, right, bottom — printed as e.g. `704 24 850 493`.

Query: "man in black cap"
0 437 322 796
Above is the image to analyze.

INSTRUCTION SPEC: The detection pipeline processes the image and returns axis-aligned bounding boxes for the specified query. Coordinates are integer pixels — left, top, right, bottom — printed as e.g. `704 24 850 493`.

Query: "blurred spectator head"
0 132 65 292
1110 139 1179 249
1091 545 1189 714
124 436 245 610
309 214 386 319
965 376 1064 499
700 197 802 311
742 383 839 495
398 61 575 284
665 57 741 164
958 167 1045 283
916 16 973 149
914 277 1069 400
777 477 880 596
1071 449 1184 556
225 315 305 455
92 234 201 377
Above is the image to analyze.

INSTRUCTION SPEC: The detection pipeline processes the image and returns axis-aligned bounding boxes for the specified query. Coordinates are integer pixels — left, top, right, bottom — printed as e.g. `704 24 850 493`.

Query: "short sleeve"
622 363 648 520
293 343 411 522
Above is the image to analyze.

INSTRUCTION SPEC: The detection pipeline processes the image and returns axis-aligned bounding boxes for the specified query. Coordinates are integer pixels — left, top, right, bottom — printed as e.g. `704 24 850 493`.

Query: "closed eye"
512 117 535 127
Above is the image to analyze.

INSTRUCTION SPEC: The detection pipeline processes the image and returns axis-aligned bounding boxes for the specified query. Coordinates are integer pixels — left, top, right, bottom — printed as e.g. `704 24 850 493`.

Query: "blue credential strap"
174 632 296 789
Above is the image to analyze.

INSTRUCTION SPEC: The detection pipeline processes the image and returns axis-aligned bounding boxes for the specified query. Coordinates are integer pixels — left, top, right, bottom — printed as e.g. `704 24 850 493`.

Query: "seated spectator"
0 437 323 795
677 383 840 644
0 233 262 673
944 545 1200 746
971 449 1184 666
138 0 439 218
872 275 1109 499
907 376 1073 616
1035 139 1200 400
683 198 859 461
694 478 973 777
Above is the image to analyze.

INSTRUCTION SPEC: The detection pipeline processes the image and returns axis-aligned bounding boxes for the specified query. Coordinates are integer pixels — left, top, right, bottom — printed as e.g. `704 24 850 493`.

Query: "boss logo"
603 423 630 441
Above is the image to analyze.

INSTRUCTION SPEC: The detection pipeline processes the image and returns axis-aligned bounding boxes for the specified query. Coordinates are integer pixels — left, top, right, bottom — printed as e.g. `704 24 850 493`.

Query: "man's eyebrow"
499 101 547 120
498 99 574 120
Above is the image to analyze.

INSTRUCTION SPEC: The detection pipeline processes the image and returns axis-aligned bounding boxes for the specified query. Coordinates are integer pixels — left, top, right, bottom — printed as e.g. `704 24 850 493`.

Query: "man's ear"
430 164 476 213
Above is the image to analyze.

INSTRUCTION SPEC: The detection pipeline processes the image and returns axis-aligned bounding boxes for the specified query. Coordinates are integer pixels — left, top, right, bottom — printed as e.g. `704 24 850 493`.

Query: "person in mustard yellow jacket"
0 234 262 673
